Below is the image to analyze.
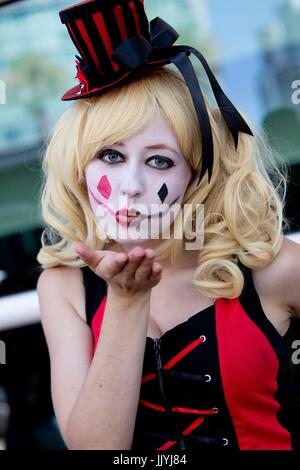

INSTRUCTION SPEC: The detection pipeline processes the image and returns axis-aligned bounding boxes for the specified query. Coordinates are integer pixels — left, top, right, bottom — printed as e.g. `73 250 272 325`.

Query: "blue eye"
98 149 123 163
146 156 174 170
97 149 174 170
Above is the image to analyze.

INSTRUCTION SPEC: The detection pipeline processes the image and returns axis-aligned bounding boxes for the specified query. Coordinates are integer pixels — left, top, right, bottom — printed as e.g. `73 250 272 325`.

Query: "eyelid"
99 148 123 156
146 154 173 161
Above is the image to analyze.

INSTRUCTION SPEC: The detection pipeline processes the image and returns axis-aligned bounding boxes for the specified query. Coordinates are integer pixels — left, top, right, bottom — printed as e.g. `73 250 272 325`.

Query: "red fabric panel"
91 295 107 355
215 298 292 450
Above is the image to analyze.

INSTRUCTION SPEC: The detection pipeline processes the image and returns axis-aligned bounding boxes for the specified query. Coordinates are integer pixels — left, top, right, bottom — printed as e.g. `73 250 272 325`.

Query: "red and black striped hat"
59 0 253 185
59 0 171 100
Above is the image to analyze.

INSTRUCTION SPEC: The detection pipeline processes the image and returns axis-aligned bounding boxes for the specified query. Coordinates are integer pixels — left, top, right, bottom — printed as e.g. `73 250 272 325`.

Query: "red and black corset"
81 262 300 451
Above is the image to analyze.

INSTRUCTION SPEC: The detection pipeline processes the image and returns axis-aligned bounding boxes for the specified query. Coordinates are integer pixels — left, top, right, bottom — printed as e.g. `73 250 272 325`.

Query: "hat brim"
61 58 171 101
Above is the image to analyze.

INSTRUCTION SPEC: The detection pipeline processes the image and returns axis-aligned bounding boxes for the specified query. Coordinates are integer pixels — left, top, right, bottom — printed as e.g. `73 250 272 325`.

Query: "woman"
37 0 300 451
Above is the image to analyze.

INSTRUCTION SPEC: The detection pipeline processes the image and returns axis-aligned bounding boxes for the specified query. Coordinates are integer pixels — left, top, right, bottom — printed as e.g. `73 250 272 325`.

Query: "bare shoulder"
251 237 300 319
37 265 86 323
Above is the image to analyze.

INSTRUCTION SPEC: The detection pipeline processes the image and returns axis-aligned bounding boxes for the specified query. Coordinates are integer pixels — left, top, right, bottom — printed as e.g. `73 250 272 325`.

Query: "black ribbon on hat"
112 17 254 186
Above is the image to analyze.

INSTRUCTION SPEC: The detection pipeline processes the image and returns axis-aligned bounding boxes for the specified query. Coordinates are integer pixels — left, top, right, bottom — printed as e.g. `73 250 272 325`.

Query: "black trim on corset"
165 369 212 382
153 338 187 451
145 430 228 447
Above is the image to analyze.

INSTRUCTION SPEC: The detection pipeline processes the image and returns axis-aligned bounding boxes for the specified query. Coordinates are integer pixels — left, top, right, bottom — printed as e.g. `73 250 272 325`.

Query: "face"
85 109 192 247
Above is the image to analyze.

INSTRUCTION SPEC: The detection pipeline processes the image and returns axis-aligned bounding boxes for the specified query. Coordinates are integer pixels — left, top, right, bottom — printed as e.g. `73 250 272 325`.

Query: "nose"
119 173 144 200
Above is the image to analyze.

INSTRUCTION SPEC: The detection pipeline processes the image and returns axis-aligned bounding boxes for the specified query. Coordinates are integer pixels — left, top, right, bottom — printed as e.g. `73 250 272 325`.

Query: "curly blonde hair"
37 67 289 299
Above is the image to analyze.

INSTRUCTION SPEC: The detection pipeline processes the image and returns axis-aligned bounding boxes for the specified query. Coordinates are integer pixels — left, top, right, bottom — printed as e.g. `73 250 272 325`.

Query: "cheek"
85 163 102 191
169 164 192 197
155 167 190 203
97 175 112 200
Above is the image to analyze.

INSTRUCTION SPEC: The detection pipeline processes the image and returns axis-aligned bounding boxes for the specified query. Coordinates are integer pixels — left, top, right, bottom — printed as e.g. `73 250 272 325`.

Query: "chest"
146 274 292 340
147 280 215 339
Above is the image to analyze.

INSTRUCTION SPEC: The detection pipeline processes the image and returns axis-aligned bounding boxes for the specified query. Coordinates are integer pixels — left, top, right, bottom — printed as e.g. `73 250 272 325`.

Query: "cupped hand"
74 242 163 297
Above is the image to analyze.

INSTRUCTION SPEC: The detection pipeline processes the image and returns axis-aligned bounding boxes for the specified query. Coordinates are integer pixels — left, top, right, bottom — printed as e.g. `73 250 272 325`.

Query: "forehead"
117 110 180 149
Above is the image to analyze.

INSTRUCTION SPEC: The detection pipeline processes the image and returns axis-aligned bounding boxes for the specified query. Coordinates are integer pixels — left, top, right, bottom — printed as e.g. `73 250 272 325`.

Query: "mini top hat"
59 0 253 186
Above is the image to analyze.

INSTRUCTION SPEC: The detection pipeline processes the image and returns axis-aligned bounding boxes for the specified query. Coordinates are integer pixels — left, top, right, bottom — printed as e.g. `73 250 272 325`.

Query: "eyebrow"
115 142 180 156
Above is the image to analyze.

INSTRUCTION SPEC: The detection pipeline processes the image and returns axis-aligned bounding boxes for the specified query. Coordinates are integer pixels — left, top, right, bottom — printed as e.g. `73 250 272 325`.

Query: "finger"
134 249 155 280
74 242 105 271
122 247 145 277
107 253 129 277
149 261 162 282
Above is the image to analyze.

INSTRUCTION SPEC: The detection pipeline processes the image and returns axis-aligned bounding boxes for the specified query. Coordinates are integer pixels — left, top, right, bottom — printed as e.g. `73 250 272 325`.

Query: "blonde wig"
37 67 289 299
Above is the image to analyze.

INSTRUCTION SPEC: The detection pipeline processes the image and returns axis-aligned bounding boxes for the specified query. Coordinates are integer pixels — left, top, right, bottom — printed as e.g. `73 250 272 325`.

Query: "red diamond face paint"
97 175 111 199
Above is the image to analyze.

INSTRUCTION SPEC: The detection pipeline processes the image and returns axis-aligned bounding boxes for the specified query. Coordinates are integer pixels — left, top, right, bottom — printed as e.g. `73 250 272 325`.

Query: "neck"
108 239 199 273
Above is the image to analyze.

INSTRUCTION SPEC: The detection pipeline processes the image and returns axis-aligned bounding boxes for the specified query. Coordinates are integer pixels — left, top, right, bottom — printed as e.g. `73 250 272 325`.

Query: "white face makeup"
85 109 192 245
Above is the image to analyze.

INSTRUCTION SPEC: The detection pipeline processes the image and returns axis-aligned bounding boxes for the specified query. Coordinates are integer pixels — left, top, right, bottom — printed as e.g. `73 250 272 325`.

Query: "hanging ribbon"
112 17 253 186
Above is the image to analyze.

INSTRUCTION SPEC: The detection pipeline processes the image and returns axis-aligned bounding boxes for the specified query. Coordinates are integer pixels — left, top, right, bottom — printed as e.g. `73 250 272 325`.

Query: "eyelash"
97 149 175 170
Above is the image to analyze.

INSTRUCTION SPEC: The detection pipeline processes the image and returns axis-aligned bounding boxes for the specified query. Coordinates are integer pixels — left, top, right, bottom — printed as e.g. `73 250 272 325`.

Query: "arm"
66 287 151 449
252 237 300 319
37 246 161 450
278 238 300 318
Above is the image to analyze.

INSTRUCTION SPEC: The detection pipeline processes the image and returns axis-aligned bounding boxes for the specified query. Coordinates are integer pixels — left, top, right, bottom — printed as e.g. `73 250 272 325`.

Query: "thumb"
74 242 104 271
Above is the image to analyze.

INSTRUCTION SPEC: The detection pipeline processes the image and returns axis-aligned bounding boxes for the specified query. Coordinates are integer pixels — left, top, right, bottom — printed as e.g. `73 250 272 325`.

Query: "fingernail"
146 249 155 257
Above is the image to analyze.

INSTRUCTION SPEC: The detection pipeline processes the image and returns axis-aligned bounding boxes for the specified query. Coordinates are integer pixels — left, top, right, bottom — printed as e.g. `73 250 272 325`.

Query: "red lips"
116 208 129 217
116 207 140 226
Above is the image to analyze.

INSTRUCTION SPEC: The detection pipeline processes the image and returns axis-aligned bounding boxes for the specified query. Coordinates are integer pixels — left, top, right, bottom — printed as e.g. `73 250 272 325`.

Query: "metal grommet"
204 374 211 382
200 334 206 342
222 437 229 446
212 407 219 414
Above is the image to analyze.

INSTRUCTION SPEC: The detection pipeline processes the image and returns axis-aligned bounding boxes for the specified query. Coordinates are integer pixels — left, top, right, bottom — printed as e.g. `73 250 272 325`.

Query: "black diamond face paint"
157 183 168 203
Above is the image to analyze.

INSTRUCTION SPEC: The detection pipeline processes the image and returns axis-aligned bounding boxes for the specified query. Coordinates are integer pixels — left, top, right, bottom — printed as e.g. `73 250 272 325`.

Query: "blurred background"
0 0 299 450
